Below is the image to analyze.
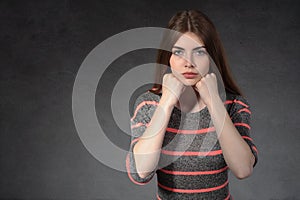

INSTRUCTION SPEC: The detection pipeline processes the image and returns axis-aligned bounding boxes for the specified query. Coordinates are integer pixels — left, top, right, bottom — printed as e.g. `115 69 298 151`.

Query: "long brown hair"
149 10 243 96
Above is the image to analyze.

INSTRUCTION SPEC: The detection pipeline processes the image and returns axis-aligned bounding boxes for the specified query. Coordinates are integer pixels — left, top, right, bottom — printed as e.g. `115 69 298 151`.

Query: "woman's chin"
182 78 200 86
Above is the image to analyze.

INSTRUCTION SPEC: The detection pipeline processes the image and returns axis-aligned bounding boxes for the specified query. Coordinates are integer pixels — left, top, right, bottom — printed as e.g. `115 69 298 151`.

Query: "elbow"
234 166 253 180
137 171 150 179
234 150 256 179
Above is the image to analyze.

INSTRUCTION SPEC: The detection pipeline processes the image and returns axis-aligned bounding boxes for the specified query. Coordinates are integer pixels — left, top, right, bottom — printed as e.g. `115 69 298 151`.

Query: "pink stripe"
234 122 251 129
131 124 215 134
225 193 231 200
130 138 140 146
225 100 249 108
242 136 253 142
252 146 258 154
159 166 228 175
156 193 162 200
161 149 222 156
131 101 158 121
237 108 251 114
131 122 147 129
157 179 229 193
166 127 216 134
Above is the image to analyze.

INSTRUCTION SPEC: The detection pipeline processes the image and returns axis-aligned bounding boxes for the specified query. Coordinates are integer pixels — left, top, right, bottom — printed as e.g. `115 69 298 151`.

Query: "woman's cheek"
171 68 183 81
197 68 209 78
170 57 184 80
195 60 210 77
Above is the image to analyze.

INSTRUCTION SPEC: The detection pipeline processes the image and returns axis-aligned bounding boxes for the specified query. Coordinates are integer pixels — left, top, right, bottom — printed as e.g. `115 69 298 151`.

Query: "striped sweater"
126 91 258 200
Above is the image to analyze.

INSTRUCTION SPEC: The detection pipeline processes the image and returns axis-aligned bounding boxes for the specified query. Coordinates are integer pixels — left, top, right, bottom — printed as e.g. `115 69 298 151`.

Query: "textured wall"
1 0 299 199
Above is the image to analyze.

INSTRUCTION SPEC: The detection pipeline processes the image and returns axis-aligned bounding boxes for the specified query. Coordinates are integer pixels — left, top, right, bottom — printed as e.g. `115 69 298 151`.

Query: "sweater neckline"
173 104 208 116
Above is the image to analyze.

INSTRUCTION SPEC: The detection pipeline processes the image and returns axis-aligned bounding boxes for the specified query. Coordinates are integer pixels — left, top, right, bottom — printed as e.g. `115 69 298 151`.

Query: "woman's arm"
133 98 173 178
207 95 255 179
195 73 256 179
133 74 185 178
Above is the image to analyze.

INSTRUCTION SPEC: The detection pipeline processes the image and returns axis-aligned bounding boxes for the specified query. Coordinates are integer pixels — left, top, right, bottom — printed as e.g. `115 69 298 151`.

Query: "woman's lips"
182 72 199 79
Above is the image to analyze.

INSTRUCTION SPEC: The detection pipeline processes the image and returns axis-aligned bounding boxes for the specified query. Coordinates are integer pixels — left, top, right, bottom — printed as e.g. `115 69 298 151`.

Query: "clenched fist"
161 73 186 107
194 73 219 107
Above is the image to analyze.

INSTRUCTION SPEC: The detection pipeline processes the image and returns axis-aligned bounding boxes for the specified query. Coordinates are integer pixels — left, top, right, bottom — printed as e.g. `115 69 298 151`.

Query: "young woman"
126 10 258 200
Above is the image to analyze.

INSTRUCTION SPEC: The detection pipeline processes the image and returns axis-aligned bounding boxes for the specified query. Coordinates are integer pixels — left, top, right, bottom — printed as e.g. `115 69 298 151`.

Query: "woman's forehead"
173 32 204 48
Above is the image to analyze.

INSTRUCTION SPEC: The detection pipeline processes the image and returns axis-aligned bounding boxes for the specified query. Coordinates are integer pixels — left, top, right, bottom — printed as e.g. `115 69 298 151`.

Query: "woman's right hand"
161 73 185 106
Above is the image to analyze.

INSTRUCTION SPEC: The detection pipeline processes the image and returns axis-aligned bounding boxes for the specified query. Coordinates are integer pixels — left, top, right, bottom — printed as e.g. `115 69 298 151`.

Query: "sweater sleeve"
126 92 159 185
229 95 258 167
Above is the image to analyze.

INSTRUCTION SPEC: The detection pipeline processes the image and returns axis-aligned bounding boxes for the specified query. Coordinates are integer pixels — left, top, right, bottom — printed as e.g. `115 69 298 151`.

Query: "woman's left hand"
194 73 220 108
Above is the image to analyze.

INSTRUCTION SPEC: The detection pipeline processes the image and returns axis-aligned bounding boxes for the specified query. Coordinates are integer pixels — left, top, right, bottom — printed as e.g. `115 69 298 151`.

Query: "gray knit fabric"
126 91 258 200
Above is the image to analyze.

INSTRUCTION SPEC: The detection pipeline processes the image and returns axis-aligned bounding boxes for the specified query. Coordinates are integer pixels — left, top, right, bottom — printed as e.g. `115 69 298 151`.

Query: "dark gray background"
1 0 299 199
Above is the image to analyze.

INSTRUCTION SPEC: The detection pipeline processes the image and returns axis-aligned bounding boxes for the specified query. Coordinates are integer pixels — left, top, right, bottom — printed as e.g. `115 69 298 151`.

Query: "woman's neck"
175 86 206 113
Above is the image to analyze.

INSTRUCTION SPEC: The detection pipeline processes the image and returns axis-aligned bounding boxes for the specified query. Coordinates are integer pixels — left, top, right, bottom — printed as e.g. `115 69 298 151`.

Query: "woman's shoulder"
225 91 251 113
226 91 249 104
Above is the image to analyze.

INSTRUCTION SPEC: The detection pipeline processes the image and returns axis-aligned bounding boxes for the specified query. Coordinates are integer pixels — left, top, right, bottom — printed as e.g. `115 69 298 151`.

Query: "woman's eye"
195 50 207 56
173 50 184 56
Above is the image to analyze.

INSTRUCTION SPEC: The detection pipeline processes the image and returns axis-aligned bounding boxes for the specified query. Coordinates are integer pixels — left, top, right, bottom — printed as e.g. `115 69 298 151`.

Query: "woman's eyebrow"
172 46 206 50
193 46 206 50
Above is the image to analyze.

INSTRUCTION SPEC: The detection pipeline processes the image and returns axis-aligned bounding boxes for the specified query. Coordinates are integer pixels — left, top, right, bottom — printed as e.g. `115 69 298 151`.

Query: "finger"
193 86 199 92
196 80 202 88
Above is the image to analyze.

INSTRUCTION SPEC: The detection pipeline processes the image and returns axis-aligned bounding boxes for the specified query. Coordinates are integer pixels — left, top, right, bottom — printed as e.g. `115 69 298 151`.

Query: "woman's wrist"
159 96 175 111
207 94 223 112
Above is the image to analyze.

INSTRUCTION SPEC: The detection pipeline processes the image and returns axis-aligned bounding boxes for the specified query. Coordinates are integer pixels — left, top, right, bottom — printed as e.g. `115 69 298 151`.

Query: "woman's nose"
184 57 194 68
183 52 194 67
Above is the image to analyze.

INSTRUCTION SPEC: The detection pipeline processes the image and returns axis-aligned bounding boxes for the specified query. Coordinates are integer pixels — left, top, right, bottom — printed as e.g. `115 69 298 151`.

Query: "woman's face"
169 32 210 86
